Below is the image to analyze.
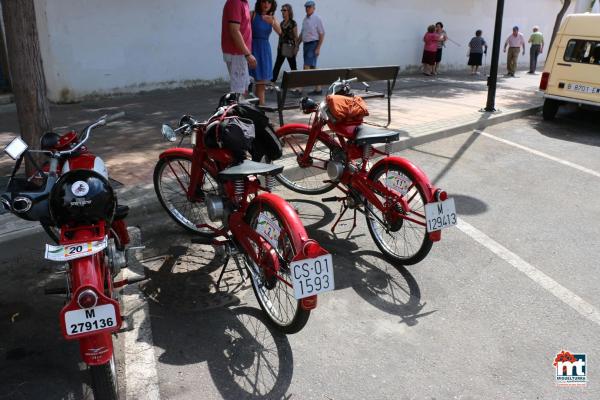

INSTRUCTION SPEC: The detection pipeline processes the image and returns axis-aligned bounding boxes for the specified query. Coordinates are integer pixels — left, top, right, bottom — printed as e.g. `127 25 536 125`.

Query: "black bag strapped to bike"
216 94 283 162
205 108 256 163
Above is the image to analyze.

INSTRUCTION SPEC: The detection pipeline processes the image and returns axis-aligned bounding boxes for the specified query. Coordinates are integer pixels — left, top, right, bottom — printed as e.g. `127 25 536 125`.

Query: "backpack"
204 115 255 163
217 94 283 161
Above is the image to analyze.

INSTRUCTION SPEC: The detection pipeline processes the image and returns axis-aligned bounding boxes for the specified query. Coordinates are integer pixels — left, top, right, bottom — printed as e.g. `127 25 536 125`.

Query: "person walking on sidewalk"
250 0 281 105
434 22 448 75
272 3 298 84
222 0 256 95
503 26 525 77
528 26 544 74
468 30 488 75
299 0 325 95
422 25 439 76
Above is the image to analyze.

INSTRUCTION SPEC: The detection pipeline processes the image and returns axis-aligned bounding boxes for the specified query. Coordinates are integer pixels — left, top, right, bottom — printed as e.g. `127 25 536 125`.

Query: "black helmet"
49 169 116 226
40 132 60 150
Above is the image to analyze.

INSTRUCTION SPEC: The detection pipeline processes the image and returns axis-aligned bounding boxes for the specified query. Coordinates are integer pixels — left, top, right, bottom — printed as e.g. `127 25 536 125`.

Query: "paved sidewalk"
0 68 543 237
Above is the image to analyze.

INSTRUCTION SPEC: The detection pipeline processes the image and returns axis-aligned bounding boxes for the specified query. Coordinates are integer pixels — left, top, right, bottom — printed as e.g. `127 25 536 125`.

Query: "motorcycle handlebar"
103 111 126 124
58 111 125 157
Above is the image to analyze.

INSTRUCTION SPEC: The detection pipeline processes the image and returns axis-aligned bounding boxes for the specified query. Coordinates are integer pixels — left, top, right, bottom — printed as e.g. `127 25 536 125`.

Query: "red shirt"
221 0 252 55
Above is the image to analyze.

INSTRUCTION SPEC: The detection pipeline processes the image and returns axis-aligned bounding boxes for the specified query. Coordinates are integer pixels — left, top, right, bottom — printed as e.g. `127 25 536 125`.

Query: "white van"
539 13 600 120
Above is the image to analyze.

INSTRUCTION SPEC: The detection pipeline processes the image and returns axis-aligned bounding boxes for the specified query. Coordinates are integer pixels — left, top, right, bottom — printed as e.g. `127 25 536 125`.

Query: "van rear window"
564 39 600 65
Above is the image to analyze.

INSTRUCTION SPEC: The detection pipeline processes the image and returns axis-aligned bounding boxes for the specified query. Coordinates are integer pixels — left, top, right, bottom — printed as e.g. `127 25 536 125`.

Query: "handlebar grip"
105 111 125 123
346 77 358 83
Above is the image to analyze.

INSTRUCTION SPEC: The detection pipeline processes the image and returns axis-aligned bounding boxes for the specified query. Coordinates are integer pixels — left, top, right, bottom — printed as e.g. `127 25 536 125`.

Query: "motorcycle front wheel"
244 201 310 334
154 155 223 237
272 129 337 195
89 355 119 400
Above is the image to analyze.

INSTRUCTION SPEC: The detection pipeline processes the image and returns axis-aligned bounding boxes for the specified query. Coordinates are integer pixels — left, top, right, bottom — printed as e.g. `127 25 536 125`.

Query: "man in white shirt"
299 0 325 94
503 26 526 77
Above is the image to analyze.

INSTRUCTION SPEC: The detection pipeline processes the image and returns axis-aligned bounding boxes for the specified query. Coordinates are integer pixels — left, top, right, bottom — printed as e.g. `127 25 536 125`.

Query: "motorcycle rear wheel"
365 162 433 265
89 355 119 400
244 201 310 334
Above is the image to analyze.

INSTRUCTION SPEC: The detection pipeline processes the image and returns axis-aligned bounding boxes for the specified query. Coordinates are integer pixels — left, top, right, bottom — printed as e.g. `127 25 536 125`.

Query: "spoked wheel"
272 130 337 195
89 355 119 400
154 156 223 237
244 202 310 334
365 162 433 265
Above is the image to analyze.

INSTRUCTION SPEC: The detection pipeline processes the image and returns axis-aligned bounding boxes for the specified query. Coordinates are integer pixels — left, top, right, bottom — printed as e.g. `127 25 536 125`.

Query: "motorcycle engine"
206 194 231 222
107 237 127 277
327 148 346 181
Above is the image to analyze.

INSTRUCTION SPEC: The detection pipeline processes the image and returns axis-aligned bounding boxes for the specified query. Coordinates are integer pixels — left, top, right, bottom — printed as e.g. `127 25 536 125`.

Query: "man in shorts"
222 0 257 95
299 0 325 94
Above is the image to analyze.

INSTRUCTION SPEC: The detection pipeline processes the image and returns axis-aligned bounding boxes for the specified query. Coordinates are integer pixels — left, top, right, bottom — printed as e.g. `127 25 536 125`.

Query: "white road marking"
476 130 600 178
123 278 161 400
122 228 161 400
456 218 600 327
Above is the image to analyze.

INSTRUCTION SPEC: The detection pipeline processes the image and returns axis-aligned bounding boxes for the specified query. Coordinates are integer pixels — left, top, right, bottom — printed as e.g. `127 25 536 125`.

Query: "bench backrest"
276 65 399 126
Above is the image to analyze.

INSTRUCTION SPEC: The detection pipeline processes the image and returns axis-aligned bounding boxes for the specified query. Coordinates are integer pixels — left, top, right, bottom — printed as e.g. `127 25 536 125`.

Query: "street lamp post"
485 0 505 112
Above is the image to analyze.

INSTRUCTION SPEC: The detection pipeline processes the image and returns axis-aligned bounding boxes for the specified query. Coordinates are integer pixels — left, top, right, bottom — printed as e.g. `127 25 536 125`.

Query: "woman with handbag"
271 3 298 84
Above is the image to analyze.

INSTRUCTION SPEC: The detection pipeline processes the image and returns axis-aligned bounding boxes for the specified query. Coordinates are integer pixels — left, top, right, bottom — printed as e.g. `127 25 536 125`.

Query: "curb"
387 105 542 153
0 104 541 242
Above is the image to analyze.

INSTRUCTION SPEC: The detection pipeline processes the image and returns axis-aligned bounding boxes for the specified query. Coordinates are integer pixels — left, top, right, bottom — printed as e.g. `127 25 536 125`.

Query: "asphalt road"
1 105 599 399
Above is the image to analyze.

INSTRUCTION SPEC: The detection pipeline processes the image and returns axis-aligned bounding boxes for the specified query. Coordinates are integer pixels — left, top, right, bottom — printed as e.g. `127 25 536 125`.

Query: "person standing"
433 22 448 75
468 30 488 75
222 0 256 95
250 0 281 105
422 25 439 76
272 3 298 84
299 0 325 94
503 26 526 77
528 26 544 74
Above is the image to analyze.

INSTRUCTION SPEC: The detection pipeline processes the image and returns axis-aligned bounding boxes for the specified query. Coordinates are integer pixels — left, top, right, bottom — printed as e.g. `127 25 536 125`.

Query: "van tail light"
540 72 550 90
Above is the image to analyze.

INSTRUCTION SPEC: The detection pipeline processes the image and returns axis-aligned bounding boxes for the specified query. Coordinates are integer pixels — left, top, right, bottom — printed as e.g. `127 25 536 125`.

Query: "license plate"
566 83 600 95
256 213 281 249
290 254 334 299
45 236 108 262
425 198 457 232
64 304 117 336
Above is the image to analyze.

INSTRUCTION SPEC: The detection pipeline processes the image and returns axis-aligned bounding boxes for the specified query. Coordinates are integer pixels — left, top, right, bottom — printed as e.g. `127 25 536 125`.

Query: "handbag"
281 42 296 58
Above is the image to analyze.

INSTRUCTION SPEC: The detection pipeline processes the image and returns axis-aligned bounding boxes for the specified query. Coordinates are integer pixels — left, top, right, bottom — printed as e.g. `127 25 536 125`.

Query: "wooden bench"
259 66 400 126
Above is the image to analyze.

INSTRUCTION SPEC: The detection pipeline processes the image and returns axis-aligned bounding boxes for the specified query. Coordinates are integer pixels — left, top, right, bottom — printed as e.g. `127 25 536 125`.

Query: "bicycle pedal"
322 196 342 202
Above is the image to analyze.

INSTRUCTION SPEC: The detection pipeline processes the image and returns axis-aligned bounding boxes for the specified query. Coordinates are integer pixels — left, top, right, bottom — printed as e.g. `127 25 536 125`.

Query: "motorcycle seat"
352 125 399 145
219 160 283 180
114 204 129 220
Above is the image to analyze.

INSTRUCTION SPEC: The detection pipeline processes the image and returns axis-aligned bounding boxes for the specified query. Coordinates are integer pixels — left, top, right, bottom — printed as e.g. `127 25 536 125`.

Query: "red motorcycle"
154 103 333 334
2 113 132 400
272 78 457 265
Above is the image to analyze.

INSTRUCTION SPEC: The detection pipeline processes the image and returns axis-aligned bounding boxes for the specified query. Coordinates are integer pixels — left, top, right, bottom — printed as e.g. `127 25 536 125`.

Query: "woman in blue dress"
250 0 281 105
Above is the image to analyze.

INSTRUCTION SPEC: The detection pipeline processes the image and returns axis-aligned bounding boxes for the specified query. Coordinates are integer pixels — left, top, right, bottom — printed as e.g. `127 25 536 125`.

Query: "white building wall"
33 0 576 101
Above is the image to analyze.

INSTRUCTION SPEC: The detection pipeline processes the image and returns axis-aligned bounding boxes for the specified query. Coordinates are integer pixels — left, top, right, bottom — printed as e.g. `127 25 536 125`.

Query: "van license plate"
566 83 600 95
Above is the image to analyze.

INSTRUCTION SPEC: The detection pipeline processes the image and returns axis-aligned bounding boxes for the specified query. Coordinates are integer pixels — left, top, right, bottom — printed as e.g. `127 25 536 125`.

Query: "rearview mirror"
4 137 28 160
161 124 177 142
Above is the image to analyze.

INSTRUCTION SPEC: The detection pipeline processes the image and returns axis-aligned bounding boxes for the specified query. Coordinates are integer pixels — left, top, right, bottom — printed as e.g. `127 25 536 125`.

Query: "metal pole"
485 0 505 112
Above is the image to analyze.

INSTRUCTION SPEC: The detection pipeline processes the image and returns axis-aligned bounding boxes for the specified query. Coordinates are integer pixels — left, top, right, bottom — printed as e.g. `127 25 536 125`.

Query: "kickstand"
330 199 358 234
216 255 247 291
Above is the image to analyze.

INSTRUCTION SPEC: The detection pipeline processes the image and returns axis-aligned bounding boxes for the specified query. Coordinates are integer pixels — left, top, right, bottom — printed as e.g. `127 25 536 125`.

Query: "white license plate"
45 236 108 262
290 254 334 299
566 83 600 95
64 304 117 336
425 198 457 232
